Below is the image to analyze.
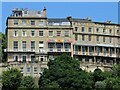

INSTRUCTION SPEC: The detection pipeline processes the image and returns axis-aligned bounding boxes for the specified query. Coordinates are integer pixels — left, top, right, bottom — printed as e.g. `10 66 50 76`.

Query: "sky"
1 2 119 33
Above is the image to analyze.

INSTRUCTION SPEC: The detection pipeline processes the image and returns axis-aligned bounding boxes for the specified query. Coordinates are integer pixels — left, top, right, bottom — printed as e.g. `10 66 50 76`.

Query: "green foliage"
112 65 120 77
104 77 120 90
18 76 36 90
95 81 106 90
0 32 7 62
39 54 93 89
2 68 22 90
93 68 105 82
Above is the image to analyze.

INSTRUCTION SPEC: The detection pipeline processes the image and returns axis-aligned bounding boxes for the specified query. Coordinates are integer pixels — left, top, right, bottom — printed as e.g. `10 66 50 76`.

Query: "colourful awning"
48 39 71 43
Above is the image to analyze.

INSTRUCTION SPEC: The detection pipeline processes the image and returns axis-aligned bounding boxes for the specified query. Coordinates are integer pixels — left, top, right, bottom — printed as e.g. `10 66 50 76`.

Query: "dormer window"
24 11 27 14
38 11 41 14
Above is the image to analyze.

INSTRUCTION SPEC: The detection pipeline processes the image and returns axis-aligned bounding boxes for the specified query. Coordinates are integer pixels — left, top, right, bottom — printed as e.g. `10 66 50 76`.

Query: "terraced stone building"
5 7 120 77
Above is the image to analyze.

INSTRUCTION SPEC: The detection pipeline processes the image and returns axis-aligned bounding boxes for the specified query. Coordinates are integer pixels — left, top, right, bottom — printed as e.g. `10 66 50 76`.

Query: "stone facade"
5 7 120 77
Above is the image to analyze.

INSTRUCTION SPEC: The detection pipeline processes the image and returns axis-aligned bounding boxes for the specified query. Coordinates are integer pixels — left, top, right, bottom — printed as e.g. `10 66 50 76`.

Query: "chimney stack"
43 6 47 17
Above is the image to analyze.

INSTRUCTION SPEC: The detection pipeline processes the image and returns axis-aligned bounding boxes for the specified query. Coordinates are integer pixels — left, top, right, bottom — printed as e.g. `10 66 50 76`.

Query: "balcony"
4 49 46 53
89 52 93 56
35 49 47 54
116 54 120 58
48 48 71 52
73 51 80 55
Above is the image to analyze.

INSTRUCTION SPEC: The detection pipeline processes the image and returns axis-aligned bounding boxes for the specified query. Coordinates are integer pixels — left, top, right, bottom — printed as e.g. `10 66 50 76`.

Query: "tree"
18 76 37 90
2 68 22 90
0 32 7 62
39 54 93 89
104 77 120 90
95 81 106 90
93 68 106 82
112 65 120 77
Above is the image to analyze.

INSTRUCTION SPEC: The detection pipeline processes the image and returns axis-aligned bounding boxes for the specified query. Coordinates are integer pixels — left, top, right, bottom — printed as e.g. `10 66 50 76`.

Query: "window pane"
20 67 24 73
34 67 37 72
31 41 35 51
22 41 26 51
39 21 43 26
40 67 44 73
109 29 112 34
56 31 61 36
97 36 99 42
31 20 35 25
13 55 18 61
88 35 91 41
82 35 84 41
24 11 27 14
49 31 53 36
103 29 105 33
14 41 18 51
48 43 54 48
110 37 112 43
75 34 78 41
31 56 35 62
88 28 92 32
64 31 69 37
75 27 78 32
31 30 34 36
14 19 18 25
22 55 26 62
22 20 26 25
103 37 106 42
22 31 26 36
27 67 30 72
14 30 18 36
39 31 43 36
96 28 99 32
82 27 84 32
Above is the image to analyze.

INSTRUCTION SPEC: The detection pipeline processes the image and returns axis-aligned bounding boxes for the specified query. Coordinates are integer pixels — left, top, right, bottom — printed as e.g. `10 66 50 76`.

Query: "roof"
71 18 92 22
48 18 69 23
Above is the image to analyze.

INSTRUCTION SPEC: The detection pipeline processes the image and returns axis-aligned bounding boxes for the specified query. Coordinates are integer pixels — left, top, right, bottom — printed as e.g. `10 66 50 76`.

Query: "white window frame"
39 21 44 26
22 30 27 37
34 67 37 73
109 29 112 34
31 41 35 51
88 35 91 41
22 20 26 26
22 41 26 51
40 67 45 73
97 36 99 42
13 30 18 37
20 67 24 73
39 31 43 36
14 41 18 51
13 54 18 61
14 19 18 25
31 20 35 25
31 30 35 37
74 27 78 32
88 27 92 33
82 35 85 41
56 31 61 36
110 37 112 44
27 67 31 73
49 31 53 37
30 55 35 62
103 36 106 43
22 55 27 62
82 27 85 32
64 31 69 37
